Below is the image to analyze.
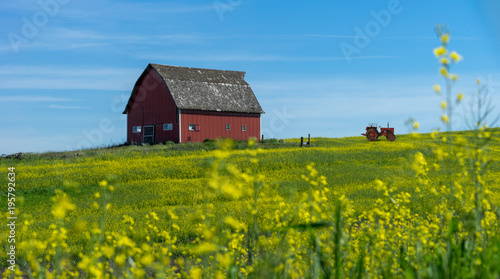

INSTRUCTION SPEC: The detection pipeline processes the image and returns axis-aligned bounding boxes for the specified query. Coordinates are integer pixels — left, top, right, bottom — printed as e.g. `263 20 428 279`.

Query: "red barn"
123 63 264 144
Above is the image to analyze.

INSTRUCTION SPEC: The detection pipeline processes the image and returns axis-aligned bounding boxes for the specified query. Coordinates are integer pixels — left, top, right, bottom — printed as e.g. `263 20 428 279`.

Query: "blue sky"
1 0 500 154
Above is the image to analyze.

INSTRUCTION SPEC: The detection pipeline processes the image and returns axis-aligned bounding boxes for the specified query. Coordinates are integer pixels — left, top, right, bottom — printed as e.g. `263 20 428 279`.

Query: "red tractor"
362 123 396 141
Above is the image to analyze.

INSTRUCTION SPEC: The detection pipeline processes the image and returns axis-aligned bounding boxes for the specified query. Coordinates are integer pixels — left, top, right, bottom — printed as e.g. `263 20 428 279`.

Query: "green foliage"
1 127 499 278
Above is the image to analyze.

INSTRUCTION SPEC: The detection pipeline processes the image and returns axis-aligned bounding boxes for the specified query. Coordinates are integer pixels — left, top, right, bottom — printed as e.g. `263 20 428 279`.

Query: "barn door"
143 125 155 144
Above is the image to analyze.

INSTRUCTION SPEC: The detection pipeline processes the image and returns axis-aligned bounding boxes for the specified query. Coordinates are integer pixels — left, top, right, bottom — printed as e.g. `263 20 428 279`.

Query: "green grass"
1 130 497 209
1 129 499 275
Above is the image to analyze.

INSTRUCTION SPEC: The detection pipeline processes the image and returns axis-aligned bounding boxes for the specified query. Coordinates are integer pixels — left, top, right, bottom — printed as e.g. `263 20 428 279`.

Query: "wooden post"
308 134 310 146
300 137 304 147
261 135 264 142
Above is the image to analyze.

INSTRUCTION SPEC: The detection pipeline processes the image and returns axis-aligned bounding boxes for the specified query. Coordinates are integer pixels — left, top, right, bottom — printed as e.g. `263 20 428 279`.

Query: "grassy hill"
1 129 500 277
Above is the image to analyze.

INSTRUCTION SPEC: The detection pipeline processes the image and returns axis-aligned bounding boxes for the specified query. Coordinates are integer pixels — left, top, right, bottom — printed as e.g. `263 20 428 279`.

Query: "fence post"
300 137 304 147
308 134 310 146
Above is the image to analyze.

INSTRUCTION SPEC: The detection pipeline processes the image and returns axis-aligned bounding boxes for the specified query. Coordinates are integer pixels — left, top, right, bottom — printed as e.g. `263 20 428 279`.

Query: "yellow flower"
190 267 203 279
413 122 419 129
101 245 115 258
439 67 448 77
457 93 464 102
216 253 232 267
440 101 447 110
140 254 154 266
248 137 256 147
440 33 450 44
167 209 179 220
412 152 428 176
117 236 135 247
115 254 126 266
450 51 462 62
440 57 449 65
433 46 447 57
77 255 91 270
374 179 385 191
441 115 449 124
224 216 243 230
433 84 441 94
132 268 145 278
150 212 159 221
194 242 217 254
51 193 76 220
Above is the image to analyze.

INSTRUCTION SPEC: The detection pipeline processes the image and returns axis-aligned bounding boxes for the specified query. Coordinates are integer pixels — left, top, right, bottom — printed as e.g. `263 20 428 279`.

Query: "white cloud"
0 96 73 102
0 78 132 90
63 1 214 17
0 65 138 77
141 52 398 62
0 65 140 90
307 34 491 41
2 27 220 53
48 104 90 109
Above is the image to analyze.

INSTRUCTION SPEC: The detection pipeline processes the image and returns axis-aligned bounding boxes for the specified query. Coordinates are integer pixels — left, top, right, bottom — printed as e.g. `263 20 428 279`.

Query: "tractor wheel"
366 128 378 141
387 132 396 141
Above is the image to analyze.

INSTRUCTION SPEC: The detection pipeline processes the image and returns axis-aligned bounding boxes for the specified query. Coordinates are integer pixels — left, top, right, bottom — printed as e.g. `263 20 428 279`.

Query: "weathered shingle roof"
123 63 264 114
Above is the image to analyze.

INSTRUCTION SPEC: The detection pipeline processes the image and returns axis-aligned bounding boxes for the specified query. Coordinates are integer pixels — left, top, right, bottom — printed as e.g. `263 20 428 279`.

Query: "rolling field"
1 129 500 278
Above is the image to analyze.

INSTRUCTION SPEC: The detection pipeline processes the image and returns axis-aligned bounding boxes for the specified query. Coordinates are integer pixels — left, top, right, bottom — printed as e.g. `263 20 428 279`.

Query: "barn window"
133 126 141 133
242 125 246 132
226 124 230 131
163 123 173 131
189 124 200 131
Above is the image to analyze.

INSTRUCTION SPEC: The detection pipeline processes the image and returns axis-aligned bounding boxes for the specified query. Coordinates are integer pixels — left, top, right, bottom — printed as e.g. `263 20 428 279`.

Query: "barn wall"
180 110 261 143
126 67 179 144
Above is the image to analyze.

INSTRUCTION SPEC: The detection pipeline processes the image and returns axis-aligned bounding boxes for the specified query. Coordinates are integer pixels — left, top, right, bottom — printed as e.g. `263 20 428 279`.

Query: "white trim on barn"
178 109 182 143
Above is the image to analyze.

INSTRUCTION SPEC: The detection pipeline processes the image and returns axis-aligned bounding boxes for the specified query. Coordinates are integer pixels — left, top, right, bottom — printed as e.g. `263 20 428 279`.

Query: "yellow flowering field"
0 126 499 278
1 27 500 278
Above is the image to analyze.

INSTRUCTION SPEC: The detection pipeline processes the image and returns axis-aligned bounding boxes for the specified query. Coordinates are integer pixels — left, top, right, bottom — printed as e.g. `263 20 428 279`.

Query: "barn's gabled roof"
123 63 264 114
